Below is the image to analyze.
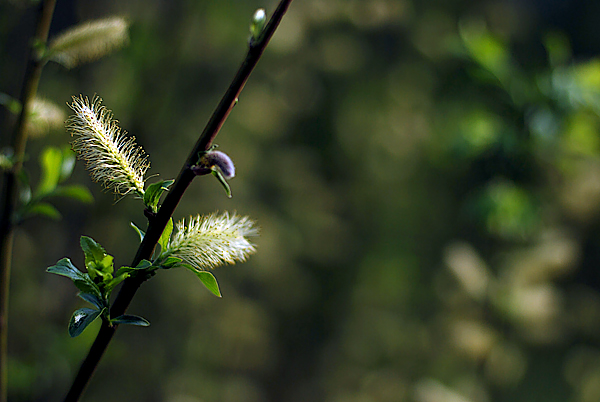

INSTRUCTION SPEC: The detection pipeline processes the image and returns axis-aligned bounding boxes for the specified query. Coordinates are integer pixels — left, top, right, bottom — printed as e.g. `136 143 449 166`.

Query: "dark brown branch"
0 2 56 401
62 1 294 401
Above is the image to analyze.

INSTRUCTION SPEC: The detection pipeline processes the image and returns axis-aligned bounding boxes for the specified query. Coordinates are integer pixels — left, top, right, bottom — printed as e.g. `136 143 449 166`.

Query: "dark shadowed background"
3 0 600 401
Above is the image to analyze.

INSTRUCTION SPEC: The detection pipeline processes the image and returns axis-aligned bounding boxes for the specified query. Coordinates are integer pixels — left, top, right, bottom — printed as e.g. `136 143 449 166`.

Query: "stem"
62 1 293 401
0 1 56 401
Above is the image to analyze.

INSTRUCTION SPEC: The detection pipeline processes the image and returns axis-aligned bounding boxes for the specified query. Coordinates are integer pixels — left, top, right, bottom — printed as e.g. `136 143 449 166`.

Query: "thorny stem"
0 1 56 401
62 1 294 401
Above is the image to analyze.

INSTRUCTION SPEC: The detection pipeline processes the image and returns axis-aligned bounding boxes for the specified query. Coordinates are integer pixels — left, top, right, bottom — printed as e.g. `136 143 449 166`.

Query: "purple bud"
190 165 212 176
199 150 235 179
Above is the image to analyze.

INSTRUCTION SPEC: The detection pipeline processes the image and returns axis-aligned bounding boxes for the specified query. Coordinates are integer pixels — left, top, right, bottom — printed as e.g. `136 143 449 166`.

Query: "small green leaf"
80 236 106 263
113 267 133 277
114 259 153 278
99 255 114 270
51 185 93 203
136 259 153 269
104 273 129 294
73 279 103 299
47 259 101 301
158 218 173 252
212 169 232 198
80 236 113 275
110 314 150 326
113 267 137 277
68 308 103 337
143 179 174 213
191 269 222 298
130 222 145 242
78 292 105 310
0 151 14 171
160 256 182 269
59 147 76 182
0 92 21 114
37 147 63 196
26 202 61 220
47 258 85 281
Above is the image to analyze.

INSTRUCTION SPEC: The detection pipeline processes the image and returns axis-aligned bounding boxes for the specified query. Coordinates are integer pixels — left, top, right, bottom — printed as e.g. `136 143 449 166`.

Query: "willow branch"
0 2 56 402
62 1 294 401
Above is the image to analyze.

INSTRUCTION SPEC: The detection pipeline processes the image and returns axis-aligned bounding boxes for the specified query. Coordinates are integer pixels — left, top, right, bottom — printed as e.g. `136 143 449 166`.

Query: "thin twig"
0 1 56 401
62 1 293 401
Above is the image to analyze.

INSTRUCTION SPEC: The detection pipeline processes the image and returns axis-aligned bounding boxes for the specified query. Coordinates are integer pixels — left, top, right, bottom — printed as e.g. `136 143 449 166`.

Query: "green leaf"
212 170 232 198
106 259 153 290
110 314 150 327
191 269 222 298
114 259 153 278
104 273 129 294
37 147 63 196
59 147 76 182
73 279 103 299
51 185 93 203
78 292 105 310
80 236 106 264
158 218 173 252
68 308 103 337
459 21 510 83
130 222 145 242
160 256 182 269
48 259 103 299
0 92 21 114
143 179 174 213
80 236 113 275
47 258 86 281
112 266 133 277
0 151 14 171
26 202 61 220
100 255 114 269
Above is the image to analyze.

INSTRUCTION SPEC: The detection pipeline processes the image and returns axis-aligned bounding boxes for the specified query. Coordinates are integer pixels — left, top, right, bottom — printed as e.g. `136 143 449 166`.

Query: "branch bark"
0 2 57 401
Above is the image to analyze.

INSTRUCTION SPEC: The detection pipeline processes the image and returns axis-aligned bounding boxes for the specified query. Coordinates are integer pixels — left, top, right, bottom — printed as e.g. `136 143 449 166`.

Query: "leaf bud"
193 150 235 179
250 8 267 44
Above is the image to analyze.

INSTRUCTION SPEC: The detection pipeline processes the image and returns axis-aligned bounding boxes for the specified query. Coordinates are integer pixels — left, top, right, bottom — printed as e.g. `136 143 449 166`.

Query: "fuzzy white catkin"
67 95 149 196
166 212 258 270
26 97 66 137
48 17 129 69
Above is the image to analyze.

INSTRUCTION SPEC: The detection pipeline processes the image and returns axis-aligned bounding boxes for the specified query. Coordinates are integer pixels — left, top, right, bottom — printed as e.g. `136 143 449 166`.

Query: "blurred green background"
3 0 600 401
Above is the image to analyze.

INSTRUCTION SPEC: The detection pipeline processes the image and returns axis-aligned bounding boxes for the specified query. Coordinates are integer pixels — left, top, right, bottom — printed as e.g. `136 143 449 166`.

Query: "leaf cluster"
47 238 152 337
15 146 93 223
47 221 223 336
